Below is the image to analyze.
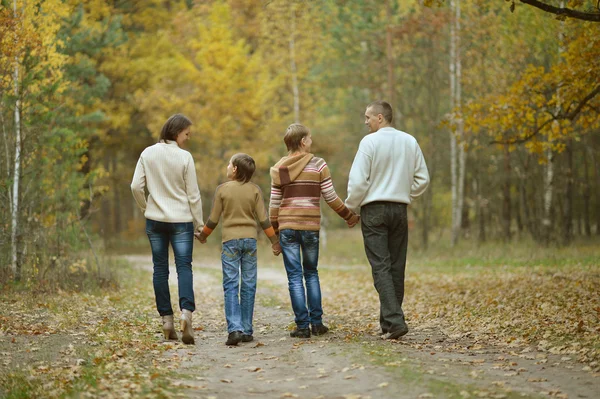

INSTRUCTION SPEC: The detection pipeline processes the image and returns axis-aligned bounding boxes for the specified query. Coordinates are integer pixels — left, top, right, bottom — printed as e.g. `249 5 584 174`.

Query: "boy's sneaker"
311 324 329 336
226 331 243 346
290 327 311 338
241 334 254 342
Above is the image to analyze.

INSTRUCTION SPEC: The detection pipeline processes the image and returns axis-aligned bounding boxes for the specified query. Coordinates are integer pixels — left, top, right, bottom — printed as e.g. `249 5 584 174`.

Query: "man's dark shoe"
385 324 409 340
226 331 243 346
290 328 311 338
311 324 329 336
241 334 254 343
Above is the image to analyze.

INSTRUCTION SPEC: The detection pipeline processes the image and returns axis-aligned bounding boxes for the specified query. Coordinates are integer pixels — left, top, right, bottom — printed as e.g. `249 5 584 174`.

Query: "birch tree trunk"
11 0 22 280
542 0 564 245
450 0 465 246
289 7 300 124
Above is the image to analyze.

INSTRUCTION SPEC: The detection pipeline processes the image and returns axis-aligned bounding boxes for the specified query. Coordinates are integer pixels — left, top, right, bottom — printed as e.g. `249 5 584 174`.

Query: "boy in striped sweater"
269 124 359 338
197 153 281 346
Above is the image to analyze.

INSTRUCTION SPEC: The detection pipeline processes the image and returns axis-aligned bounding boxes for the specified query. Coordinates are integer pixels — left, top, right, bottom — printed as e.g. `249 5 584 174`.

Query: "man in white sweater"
345 101 429 340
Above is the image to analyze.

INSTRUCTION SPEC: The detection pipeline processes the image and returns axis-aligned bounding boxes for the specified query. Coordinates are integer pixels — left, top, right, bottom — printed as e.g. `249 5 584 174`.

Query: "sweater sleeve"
184 154 204 231
345 143 372 213
319 161 353 220
254 186 278 244
269 182 282 234
410 142 430 200
200 185 223 239
130 156 147 212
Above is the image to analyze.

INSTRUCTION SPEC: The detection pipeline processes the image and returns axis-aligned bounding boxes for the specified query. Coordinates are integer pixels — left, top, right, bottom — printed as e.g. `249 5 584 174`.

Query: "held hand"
346 214 360 228
194 232 207 244
272 242 282 256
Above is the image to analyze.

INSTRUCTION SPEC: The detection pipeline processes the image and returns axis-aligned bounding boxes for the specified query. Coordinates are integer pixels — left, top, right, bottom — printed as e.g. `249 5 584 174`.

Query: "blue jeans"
221 238 258 335
146 219 195 316
279 229 322 329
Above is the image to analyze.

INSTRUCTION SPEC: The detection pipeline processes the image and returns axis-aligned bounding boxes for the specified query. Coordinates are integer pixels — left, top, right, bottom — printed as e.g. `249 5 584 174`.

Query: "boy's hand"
347 213 360 228
272 242 282 256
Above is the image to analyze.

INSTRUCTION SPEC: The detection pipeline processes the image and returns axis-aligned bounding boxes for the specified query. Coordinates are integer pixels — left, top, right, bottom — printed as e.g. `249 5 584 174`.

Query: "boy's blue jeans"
279 229 323 329
146 219 195 316
221 238 258 335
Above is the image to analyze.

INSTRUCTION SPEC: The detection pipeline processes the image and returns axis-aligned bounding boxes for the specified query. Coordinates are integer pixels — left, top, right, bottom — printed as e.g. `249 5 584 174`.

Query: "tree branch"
561 84 600 120
490 84 600 145
519 0 600 22
490 117 554 145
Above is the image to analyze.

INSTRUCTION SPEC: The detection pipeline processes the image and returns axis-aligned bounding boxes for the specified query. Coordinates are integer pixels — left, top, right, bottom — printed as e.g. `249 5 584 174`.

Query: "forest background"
1 1 600 397
1 0 599 285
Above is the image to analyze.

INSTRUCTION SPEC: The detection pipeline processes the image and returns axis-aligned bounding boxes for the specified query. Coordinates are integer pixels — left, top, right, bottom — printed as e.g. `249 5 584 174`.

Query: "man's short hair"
367 101 393 124
231 153 255 183
283 123 309 152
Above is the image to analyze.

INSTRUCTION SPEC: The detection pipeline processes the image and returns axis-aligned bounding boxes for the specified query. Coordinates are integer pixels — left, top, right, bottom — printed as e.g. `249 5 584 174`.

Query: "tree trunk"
563 138 573 244
503 145 511 241
386 0 395 106
112 155 123 235
450 0 464 246
422 185 430 250
11 0 22 281
590 146 600 235
473 172 486 244
583 143 592 236
289 7 300 124
542 148 554 244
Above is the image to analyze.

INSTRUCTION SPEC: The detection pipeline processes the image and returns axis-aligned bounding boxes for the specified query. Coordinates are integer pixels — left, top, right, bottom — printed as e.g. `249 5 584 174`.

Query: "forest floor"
1 231 599 398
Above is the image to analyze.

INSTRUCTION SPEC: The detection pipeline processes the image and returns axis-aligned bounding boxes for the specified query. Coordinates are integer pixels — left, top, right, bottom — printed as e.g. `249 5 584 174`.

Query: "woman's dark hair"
231 153 256 183
159 114 192 142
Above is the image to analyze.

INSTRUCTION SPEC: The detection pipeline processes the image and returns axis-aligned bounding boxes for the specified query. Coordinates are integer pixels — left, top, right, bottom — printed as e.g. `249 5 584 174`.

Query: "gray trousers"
360 201 408 333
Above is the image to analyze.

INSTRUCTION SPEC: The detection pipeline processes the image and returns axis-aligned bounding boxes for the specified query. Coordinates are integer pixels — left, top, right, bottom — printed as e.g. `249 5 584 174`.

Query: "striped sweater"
269 153 353 232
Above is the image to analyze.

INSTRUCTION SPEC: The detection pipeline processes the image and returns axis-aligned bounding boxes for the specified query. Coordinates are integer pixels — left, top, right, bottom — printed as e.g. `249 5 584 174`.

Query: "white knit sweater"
130 141 204 230
345 127 429 213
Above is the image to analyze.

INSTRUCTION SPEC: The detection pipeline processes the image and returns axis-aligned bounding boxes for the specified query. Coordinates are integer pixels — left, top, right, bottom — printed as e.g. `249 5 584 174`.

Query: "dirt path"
123 255 599 399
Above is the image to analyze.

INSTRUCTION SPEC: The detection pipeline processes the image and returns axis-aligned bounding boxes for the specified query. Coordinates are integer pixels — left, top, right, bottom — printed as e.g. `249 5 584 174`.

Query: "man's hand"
346 213 360 228
272 242 282 256
194 232 207 244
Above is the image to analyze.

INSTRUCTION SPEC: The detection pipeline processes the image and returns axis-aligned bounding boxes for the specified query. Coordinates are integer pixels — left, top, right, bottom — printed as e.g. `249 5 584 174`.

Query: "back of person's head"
367 101 393 124
283 123 309 152
231 153 255 183
159 114 192 142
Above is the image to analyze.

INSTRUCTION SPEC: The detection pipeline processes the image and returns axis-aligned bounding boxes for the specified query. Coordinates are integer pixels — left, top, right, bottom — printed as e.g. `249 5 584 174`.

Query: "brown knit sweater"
269 153 353 233
200 180 277 244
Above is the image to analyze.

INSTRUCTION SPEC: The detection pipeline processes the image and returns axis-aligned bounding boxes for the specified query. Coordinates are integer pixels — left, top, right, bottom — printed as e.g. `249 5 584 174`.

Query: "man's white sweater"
345 127 429 213
131 141 204 230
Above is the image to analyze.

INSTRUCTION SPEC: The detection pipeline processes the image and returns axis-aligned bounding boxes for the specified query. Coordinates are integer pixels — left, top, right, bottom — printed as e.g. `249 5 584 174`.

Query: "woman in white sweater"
131 114 203 345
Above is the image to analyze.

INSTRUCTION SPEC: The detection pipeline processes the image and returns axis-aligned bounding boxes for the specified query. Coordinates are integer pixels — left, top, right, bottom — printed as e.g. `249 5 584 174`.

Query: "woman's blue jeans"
221 239 258 335
146 219 195 316
279 229 323 329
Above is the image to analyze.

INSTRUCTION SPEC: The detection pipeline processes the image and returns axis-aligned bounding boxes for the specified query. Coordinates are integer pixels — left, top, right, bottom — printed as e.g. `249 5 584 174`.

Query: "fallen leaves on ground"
320 263 600 368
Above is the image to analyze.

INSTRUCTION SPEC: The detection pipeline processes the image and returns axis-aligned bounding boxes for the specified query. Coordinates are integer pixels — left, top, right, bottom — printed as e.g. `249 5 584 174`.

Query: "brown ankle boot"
180 309 195 345
162 315 178 340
